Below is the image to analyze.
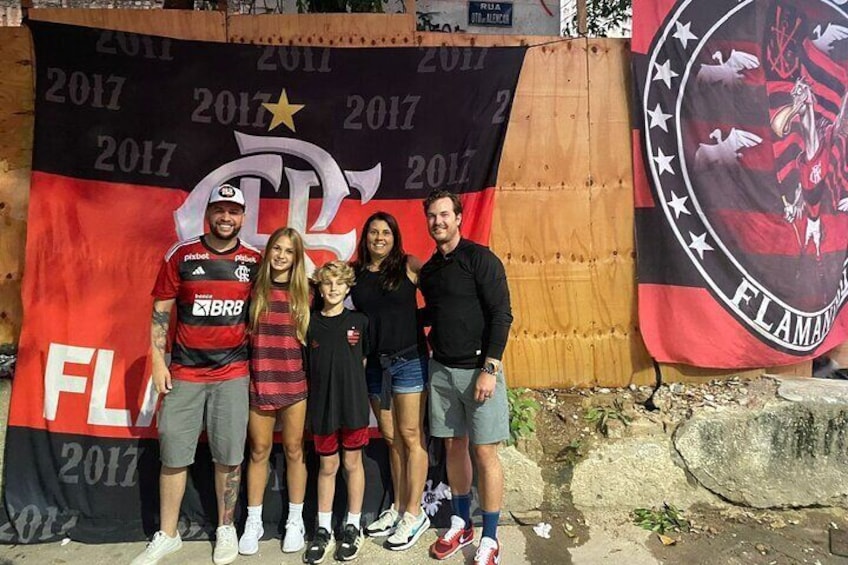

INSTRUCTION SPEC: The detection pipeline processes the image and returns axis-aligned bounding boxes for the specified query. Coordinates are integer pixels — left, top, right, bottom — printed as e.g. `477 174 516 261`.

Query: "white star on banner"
673 21 698 49
689 232 714 260
647 103 672 132
652 148 676 176
667 191 691 218
652 60 679 89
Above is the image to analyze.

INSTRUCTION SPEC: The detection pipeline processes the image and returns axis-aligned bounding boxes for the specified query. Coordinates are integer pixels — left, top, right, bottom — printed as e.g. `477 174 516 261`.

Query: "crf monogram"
174 131 381 272
810 163 822 184
234 264 251 282
767 5 800 79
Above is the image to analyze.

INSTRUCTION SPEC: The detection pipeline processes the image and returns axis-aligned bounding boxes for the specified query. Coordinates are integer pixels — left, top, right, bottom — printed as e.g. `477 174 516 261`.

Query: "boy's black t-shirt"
306 308 370 435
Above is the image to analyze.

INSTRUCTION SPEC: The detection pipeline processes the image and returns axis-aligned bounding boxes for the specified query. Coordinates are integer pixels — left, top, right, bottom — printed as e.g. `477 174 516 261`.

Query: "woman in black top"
350 212 431 549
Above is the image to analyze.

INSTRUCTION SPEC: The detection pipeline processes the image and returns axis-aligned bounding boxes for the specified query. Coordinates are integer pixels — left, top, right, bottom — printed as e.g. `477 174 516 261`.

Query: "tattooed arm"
151 299 176 394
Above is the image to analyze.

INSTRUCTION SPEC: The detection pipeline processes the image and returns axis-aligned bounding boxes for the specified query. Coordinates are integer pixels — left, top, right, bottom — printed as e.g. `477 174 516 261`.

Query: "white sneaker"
282 519 305 553
364 507 399 538
130 530 182 565
238 518 264 555
385 510 430 551
214 525 239 565
474 536 501 565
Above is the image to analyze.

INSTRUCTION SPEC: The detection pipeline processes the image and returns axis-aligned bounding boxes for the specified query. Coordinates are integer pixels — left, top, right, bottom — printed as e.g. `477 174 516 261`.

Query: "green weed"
632 503 690 535
507 387 541 445
584 399 631 436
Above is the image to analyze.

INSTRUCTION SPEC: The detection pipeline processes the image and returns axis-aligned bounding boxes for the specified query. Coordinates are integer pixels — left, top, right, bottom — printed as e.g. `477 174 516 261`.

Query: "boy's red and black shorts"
312 427 369 456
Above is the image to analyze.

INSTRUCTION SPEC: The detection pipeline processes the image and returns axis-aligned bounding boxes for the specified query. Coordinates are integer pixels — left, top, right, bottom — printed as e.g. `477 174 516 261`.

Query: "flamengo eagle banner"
633 0 848 367
2 20 525 543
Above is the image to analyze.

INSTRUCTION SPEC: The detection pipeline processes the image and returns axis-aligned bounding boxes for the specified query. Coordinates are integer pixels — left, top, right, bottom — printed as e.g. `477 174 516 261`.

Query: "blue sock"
481 510 500 540
452 492 471 525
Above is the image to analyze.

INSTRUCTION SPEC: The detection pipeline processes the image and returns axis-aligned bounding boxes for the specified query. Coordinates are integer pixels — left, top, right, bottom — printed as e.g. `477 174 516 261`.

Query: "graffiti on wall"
416 11 466 33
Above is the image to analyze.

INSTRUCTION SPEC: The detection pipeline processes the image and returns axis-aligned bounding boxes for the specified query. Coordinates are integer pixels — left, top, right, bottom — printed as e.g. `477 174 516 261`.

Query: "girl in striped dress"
239 227 311 556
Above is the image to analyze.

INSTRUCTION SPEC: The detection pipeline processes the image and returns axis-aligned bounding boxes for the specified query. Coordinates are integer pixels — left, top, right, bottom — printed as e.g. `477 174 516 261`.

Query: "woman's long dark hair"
353 211 407 291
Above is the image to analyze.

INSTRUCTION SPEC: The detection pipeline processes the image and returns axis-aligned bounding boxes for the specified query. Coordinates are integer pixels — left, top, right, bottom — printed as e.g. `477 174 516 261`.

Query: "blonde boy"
303 261 370 563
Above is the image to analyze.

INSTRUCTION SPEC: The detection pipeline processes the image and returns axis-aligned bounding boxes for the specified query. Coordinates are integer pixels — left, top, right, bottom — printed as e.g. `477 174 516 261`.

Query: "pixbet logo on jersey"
191 294 245 317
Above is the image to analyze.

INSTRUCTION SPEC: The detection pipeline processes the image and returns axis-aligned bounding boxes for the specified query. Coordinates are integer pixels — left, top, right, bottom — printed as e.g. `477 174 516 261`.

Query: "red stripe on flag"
631 0 679 55
710 209 848 256
638 284 842 367
633 130 656 208
12 172 497 437
767 81 793 95
12 173 184 438
803 38 848 86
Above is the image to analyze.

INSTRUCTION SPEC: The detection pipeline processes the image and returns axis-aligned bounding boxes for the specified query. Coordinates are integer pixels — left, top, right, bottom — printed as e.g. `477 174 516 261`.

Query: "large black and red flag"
1 20 525 543
633 0 848 367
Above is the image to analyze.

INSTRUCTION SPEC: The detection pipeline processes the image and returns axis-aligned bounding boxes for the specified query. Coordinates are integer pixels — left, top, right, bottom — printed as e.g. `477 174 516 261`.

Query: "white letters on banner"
44 343 158 428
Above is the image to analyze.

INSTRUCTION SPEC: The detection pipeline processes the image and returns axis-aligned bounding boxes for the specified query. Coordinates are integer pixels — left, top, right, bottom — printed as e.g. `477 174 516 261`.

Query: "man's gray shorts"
158 376 249 467
428 359 509 445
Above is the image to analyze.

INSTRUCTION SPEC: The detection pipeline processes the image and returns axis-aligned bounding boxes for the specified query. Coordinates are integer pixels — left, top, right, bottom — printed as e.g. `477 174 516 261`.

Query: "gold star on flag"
262 89 305 132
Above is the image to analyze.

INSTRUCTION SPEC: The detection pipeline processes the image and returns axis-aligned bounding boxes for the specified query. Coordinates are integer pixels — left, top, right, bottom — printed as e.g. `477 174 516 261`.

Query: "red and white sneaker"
474 537 500 565
429 515 474 560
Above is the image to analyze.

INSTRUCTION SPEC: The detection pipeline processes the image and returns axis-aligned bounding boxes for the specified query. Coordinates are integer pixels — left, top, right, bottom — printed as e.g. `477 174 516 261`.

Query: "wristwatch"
481 361 497 375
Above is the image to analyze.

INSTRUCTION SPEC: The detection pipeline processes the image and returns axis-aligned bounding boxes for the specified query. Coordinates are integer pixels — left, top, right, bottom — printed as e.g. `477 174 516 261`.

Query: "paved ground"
0 525 531 565
5 378 848 564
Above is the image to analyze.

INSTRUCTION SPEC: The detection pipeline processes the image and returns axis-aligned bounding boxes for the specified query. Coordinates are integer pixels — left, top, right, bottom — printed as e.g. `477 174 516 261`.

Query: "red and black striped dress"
249 281 308 410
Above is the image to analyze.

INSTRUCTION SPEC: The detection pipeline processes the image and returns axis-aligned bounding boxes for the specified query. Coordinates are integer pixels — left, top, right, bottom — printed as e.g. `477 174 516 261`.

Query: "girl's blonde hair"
250 227 310 344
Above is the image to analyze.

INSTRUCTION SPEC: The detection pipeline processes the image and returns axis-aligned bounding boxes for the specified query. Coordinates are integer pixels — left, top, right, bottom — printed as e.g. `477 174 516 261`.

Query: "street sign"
468 1 513 28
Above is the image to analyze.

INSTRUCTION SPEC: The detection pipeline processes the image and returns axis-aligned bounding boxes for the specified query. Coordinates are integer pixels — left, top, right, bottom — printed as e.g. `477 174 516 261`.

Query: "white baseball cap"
208 183 245 208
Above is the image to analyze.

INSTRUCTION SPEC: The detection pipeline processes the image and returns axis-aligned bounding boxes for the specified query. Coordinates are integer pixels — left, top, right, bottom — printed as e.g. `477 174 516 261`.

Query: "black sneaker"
303 527 335 564
334 524 364 561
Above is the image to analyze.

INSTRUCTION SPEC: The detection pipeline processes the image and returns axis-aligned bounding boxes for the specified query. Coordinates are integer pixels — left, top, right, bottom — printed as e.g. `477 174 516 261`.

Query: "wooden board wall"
0 27 32 345
0 9 810 386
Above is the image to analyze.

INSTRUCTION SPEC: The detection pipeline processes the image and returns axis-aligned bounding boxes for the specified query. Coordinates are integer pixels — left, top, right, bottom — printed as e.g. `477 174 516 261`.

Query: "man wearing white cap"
132 184 261 565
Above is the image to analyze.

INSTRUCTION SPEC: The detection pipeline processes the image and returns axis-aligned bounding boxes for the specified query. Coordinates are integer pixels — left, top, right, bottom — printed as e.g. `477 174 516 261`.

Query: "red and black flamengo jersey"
152 236 260 382
249 282 309 410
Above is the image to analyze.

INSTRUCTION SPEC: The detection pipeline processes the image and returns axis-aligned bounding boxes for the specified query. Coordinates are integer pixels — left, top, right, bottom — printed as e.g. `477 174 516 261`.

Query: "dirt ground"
517 382 848 564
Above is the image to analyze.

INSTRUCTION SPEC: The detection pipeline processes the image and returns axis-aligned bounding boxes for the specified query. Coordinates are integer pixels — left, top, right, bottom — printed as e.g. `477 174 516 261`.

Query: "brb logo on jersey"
642 0 848 354
192 294 245 317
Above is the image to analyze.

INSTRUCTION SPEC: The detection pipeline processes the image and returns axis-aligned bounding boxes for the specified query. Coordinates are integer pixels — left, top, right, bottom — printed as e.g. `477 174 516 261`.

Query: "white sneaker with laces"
238 517 264 555
474 536 501 565
385 510 430 551
129 530 182 565
364 507 399 538
281 519 305 553
214 524 239 565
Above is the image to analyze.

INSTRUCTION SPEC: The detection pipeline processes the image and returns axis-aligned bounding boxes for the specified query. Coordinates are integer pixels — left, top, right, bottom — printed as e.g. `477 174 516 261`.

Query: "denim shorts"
366 354 429 396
